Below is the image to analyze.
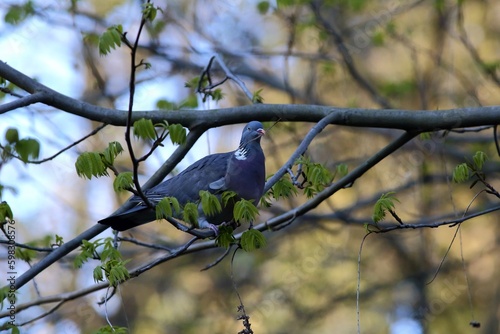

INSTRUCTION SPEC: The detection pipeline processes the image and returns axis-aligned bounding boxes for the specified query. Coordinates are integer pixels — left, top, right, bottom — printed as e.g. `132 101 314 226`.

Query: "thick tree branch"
262 131 419 230
0 91 45 114
1 61 500 131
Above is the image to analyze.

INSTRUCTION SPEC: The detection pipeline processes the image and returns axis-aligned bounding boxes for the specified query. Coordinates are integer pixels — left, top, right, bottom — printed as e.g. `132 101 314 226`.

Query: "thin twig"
310 3 392 109
231 247 253 334
356 232 372 334
200 246 232 271
123 0 154 211
117 236 173 252
0 124 107 164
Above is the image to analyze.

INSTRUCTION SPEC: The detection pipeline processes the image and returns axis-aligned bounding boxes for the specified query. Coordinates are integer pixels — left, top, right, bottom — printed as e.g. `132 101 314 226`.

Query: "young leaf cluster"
199 190 222 216
94 325 128 334
0 202 13 224
296 156 333 197
133 118 157 141
0 286 16 309
155 197 181 220
156 96 199 110
14 246 36 262
142 2 159 21
234 199 259 223
4 1 34 25
183 202 199 225
452 151 488 184
74 238 130 287
185 76 225 103
134 119 187 146
0 322 20 334
113 172 133 192
372 192 400 224
240 229 267 252
252 89 265 103
98 25 123 56
215 225 236 248
270 175 298 200
1 127 40 163
75 142 123 180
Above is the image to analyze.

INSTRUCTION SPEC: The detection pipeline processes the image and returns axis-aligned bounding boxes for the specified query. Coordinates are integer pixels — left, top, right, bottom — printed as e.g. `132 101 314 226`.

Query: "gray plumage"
99 121 266 232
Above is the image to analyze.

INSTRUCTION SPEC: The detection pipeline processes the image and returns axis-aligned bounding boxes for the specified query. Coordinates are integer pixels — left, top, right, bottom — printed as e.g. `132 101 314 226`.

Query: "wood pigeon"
99 121 266 233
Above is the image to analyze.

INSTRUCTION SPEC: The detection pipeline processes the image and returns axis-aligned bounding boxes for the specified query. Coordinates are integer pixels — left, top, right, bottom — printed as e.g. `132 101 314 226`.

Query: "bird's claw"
207 223 219 236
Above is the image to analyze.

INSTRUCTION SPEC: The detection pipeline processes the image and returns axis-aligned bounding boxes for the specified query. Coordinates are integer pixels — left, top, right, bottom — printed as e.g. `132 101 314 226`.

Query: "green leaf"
15 247 36 262
472 151 488 170
183 202 199 225
98 25 123 56
234 199 259 223
252 88 265 103
0 285 17 310
93 265 105 283
380 80 416 97
179 95 198 108
74 239 101 268
4 1 34 25
15 138 40 162
211 88 224 101
335 163 348 178
215 225 235 248
168 124 187 145
371 31 385 46
0 202 13 223
1 144 13 161
94 325 129 334
372 192 400 224
271 176 298 200
5 128 19 144
452 163 470 183
308 163 332 185
0 323 20 334
54 234 64 246
142 2 158 21
155 197 181 220
74 238 130 287
419 132 431 140
102 141 124 166
184 76 201 89
103 259 130 286
199 190 222 217
113 172 133 192
297 156 333 197
156 99 176 110
75 152 108 179
133 118 157 141
240 229 267 252
222 191 238 206
257 1 270 14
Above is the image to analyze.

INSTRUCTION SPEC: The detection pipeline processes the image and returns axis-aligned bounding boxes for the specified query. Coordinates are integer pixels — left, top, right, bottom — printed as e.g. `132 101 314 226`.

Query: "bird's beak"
257 128 266 136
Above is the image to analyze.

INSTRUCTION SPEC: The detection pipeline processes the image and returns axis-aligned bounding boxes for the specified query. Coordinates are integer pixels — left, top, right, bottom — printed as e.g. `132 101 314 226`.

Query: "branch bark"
2 61 500 131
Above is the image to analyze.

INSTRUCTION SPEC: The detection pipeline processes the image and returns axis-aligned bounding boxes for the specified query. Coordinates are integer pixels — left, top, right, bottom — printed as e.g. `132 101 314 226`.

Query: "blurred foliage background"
1 0 500 333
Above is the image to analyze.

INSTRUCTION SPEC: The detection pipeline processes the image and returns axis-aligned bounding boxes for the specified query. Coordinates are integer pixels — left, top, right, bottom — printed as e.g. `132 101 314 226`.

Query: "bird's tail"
98 206 156 231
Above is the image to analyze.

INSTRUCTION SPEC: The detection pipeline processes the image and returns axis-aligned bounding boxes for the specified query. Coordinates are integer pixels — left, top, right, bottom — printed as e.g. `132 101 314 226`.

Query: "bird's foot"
198 219 220 236
207 223 219 236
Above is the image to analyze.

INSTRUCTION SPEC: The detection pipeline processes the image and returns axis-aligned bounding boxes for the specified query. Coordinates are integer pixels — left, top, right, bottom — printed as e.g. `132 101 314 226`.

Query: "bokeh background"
1 0 500 333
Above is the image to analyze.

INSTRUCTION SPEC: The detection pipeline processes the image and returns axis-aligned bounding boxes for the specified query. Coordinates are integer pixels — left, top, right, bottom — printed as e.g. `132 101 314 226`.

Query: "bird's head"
240 121 265 147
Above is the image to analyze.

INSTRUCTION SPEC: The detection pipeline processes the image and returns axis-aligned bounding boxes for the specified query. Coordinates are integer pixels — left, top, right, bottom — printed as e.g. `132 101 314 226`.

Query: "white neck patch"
234 147 248 160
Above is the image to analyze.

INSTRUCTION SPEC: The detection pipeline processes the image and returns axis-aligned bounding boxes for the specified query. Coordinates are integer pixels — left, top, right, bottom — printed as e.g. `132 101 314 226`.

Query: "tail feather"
98 206 156 231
